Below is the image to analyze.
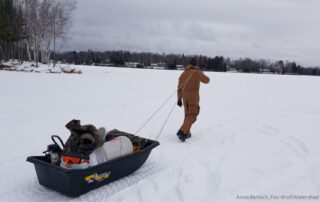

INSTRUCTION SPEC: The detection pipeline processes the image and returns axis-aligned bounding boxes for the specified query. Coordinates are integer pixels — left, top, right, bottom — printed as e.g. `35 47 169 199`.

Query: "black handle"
51 135 65 150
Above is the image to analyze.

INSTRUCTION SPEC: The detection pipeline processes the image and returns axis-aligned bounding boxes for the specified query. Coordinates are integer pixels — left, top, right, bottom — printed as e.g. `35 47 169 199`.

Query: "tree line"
1 0 318 76
55 50 320 76
0 0 75 67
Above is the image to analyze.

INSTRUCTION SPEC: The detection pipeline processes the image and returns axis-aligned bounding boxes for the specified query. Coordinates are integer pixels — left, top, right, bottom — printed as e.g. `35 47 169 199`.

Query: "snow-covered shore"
1 60 81 74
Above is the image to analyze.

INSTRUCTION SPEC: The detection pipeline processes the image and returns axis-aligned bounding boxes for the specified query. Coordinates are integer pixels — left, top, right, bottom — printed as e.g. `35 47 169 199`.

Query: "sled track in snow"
0 151 170 202
71 158 171 202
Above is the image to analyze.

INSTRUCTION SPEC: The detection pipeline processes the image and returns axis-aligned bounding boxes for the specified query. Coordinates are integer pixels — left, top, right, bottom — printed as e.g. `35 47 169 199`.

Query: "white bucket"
89 136 133 167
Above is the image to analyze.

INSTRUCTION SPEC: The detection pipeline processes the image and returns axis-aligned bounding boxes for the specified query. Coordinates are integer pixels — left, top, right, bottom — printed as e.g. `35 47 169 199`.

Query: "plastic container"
89 136 133 167
27 138 159 197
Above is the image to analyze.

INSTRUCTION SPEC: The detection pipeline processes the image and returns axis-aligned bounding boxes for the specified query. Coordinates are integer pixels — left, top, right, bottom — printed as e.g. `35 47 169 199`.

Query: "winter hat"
189 57 198 67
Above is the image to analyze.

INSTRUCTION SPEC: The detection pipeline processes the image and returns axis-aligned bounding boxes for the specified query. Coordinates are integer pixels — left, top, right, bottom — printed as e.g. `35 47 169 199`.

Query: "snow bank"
1 60 81 74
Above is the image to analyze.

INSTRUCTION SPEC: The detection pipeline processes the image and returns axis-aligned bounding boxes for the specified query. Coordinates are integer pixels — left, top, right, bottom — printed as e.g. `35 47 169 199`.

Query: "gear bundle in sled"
27 120 159 197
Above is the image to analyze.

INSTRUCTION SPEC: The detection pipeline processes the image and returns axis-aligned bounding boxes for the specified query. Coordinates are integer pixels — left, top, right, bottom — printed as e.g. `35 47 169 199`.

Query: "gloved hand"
177 100 182 107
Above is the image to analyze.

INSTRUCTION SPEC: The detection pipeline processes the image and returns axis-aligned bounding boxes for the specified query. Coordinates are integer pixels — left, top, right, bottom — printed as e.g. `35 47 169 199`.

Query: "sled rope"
134 90 177 135
155 100 176 140
134 70 196 139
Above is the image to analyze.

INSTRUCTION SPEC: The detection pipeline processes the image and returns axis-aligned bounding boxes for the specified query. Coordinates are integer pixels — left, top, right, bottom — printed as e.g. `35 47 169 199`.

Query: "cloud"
63 0 320 66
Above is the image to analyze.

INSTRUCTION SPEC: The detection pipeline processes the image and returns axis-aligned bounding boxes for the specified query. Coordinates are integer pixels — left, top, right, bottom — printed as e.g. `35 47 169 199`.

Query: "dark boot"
177 130 186 142
185 133 191 139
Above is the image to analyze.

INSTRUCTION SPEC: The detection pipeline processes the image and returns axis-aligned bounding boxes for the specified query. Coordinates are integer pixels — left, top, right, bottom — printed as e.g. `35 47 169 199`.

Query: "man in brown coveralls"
177 58 210 142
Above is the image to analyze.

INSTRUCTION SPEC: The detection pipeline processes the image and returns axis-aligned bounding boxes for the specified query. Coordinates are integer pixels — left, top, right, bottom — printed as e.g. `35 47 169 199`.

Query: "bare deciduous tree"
0 0 76 66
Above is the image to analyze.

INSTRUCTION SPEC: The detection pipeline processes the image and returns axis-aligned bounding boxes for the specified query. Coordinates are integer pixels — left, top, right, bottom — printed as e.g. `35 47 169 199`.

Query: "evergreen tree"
0 0 9 40
0 0 8 60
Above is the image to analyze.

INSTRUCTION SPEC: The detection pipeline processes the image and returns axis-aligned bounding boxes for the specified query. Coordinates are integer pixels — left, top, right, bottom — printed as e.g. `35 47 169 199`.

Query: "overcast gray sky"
65 0 320 66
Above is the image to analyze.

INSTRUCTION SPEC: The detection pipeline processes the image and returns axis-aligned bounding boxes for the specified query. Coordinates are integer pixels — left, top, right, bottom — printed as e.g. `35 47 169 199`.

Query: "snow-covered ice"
0 65 319 202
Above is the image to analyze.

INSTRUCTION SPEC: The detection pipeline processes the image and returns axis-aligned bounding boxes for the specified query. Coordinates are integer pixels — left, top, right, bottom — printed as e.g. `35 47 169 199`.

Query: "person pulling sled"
176 57 210 142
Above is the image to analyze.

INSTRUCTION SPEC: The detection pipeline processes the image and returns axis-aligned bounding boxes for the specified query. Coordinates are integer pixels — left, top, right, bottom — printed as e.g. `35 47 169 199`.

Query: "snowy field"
0 65 320 202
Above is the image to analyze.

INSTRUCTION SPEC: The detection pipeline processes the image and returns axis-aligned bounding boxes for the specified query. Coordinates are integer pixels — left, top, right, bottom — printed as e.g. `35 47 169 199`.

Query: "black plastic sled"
27 138 159 197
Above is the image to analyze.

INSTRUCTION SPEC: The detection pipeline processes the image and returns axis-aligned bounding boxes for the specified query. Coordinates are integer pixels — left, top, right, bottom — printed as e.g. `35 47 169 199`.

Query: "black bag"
62 120 104 156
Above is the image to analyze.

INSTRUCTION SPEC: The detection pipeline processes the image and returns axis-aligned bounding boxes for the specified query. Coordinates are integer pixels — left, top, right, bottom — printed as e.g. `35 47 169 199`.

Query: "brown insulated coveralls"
177 67 210 135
